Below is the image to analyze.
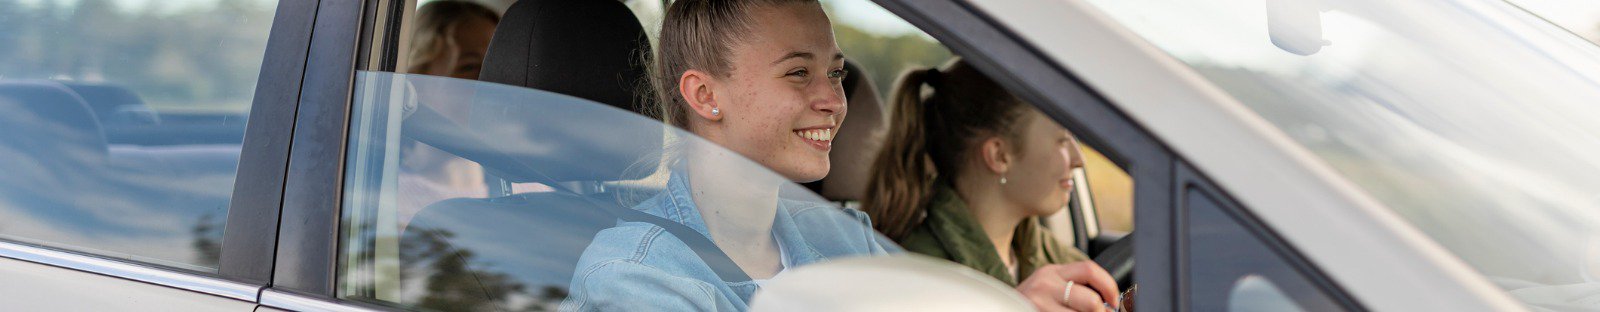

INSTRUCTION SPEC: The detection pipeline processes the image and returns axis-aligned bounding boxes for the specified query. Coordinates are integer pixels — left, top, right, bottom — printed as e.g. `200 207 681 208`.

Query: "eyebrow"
770 51 847 65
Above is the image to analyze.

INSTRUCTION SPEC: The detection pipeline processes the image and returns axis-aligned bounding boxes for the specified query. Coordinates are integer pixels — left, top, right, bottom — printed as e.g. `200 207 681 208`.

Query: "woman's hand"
1015 262 1120 312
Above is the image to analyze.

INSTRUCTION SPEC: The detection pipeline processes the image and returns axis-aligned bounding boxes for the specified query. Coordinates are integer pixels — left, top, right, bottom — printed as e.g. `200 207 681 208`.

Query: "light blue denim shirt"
560 173 894 311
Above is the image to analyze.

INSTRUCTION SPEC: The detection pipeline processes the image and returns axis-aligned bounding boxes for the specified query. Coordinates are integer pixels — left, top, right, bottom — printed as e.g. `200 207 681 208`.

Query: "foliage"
0 0 275 110
830 21 952 101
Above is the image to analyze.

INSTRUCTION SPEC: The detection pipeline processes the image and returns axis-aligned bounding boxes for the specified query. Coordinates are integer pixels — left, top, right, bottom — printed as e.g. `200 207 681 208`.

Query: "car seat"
396 0 727 309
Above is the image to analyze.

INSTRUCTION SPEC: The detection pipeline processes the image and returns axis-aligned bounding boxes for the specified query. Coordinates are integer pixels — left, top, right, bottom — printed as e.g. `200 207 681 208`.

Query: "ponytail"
863 68 939 240
862 58 1033 241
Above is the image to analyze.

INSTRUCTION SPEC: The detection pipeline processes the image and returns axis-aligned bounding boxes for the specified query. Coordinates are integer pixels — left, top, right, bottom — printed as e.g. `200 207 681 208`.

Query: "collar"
921 182 1058 285
645 172 829 269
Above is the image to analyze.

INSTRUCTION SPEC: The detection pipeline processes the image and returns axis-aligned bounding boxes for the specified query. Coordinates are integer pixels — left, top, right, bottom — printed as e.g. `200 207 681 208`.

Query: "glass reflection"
1085 0 1600 308
338 72 899 311
0 0 277 271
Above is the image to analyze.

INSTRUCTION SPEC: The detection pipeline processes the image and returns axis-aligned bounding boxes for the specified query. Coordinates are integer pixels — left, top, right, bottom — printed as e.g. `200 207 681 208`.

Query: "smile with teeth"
796 128 835 142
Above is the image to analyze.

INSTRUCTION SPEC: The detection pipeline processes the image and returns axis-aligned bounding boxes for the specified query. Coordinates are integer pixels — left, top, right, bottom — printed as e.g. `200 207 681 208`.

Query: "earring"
711 107 720 116
1000 176 1007 185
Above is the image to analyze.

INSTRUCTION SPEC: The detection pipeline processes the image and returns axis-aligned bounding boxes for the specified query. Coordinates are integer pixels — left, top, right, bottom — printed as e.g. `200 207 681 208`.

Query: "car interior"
393 0 684 301
325 0 1145 310
0 0 1138 309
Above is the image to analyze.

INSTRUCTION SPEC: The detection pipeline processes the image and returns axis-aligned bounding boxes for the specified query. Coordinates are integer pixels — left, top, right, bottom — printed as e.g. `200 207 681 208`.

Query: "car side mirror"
750 255 1032 312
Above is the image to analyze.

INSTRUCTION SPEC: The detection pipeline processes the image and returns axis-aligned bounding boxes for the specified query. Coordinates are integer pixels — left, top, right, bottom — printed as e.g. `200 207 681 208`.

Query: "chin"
780 159 831 183
1035 205 1067 217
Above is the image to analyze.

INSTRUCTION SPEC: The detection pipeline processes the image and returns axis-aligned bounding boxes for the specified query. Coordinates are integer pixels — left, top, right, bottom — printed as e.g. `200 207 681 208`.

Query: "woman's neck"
685 146 783 277
952 175 1028 268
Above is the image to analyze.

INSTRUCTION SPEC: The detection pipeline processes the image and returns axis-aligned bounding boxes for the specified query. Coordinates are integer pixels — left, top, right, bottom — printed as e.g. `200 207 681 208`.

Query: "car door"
874 0 1383 310
949 0 1596 310
0 0 313 310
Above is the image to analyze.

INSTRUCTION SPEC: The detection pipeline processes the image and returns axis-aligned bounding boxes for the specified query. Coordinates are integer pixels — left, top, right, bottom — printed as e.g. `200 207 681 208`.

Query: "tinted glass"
1187 188 1345 311
0 0 277 271
1085 0 1600 307
336 72 903 311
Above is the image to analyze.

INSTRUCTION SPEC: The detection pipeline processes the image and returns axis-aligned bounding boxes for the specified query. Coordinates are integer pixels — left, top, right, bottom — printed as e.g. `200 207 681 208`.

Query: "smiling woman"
333 1 902 311
560 0 888 310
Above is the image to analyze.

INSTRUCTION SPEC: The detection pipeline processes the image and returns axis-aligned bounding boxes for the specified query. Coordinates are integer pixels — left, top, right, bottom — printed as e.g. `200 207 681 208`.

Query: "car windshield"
1083 0 1600 308
337 71 926 311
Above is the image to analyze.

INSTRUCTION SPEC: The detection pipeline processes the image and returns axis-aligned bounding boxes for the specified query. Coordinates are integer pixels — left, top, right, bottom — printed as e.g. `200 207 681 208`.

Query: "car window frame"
269 0 375 300
881 0 1366 310
873 0 1183 309
1176 161 1364 311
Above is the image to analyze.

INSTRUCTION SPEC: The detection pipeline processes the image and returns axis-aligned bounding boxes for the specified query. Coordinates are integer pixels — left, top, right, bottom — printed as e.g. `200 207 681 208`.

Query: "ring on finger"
1063 280 1075 303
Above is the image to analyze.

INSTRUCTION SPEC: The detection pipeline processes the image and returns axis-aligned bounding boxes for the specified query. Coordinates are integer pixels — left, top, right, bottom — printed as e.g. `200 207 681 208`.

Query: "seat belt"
598 203 754 283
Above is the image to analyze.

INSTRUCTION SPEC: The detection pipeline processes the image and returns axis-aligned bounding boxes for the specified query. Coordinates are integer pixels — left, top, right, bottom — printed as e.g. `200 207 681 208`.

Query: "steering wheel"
1091 235 1134 290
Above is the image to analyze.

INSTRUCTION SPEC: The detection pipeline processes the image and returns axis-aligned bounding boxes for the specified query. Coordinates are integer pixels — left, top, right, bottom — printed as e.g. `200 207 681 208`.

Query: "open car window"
335 71 906 311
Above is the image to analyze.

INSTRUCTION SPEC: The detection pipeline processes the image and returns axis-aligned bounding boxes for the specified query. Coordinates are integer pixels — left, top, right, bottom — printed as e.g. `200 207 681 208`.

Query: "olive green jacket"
899 184 1089 286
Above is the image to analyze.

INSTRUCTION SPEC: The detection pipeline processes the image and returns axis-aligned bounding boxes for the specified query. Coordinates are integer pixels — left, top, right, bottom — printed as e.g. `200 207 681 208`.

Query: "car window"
825 0 1137 247
1186 188 1347 311
0 0 277 272
1084 0 1600 307
1082 145 1135 234
335 71 902 311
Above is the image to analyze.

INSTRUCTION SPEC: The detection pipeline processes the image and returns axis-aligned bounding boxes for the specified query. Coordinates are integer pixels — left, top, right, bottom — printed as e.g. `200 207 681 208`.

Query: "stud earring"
711 107 720 116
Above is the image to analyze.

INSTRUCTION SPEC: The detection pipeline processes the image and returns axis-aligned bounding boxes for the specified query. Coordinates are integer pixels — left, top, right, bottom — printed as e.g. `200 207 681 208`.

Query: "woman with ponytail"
864 58 1120 312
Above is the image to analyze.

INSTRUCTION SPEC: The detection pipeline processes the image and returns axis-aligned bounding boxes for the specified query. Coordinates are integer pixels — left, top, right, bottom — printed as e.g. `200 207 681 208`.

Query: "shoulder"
577 222 711 277
1029 221 1089 263
783 200 876 239
780 200 894 255
566 224 723 311
898 221 953 260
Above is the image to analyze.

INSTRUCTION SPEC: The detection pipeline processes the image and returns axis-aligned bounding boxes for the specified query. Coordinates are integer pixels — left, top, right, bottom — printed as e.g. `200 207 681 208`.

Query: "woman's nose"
812 81 846 115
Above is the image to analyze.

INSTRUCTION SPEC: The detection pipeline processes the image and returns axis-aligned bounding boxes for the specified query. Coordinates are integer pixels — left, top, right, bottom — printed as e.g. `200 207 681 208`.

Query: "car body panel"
961 0 1522 310
0 255 255 311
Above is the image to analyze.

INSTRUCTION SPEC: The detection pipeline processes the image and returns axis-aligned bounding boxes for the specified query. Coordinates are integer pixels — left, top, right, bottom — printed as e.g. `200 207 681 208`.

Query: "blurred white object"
750 255 1032 312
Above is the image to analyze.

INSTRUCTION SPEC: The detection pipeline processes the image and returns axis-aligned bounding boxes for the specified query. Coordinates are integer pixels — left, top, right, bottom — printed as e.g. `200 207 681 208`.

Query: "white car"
0 0 1594 311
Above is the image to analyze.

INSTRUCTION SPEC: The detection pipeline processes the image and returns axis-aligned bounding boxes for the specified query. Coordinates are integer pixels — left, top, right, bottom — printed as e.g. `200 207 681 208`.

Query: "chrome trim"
260 289 384 312
0 241 262 301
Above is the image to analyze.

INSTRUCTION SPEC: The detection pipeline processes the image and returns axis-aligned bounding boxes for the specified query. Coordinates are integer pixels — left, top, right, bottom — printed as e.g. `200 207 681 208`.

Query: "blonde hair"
407 1 499 75
652 0 817 130
863 58 1034 240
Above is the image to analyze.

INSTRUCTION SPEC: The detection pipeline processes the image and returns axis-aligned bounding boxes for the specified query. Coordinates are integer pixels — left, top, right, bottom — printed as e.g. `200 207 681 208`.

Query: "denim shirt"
560 173 893 311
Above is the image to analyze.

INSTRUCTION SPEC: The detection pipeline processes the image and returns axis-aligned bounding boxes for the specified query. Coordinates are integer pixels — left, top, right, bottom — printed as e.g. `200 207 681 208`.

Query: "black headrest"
0 81 108 163
445 0 659 183
479 0 650 115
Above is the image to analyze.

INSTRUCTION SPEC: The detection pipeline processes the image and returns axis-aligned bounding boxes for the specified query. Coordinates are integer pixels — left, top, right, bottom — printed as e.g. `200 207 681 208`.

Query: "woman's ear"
679 69 722 121
980 137 1012 176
